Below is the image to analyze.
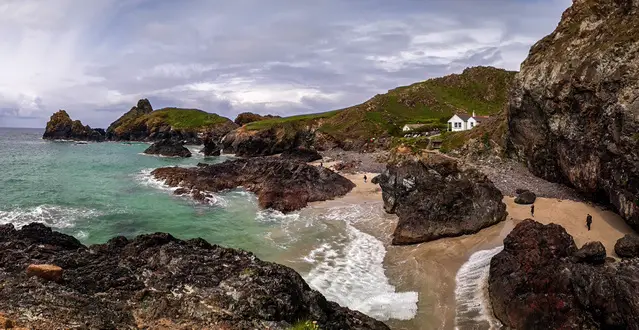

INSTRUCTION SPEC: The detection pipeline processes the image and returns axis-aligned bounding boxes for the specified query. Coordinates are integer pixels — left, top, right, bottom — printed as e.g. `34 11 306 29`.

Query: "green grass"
244 110 341 130
147 108 230 129
290 320 320 330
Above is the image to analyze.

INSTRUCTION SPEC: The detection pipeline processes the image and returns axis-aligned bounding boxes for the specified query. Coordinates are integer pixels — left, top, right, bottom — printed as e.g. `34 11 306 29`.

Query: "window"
471 122 474 127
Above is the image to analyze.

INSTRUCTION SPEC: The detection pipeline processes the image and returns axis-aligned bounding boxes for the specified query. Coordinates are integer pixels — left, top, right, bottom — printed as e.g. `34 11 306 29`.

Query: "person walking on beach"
586 214 592 231
364 175 367 183
531 204 535 217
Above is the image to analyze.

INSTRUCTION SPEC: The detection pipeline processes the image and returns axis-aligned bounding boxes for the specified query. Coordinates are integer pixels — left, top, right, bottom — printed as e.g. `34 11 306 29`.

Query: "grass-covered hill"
242 66 516 147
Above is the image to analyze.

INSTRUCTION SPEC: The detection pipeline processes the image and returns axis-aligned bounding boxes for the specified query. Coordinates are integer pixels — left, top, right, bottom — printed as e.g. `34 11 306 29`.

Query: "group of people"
531 204 593 230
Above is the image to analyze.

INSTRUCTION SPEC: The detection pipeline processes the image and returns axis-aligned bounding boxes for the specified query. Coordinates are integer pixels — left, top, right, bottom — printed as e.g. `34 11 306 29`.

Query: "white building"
447 112 488 132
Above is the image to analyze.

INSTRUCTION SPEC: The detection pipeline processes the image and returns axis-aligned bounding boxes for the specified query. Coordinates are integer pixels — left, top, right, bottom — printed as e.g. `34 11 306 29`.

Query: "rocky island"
42 110 106 142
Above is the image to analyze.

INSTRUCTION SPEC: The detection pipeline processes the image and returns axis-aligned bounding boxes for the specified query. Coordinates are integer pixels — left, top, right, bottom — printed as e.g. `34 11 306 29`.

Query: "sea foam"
0 205 101 229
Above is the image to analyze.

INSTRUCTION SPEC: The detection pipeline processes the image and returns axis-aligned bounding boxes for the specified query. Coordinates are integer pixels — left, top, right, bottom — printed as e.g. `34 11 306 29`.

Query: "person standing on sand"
364 175 367 183
531 204 535 217
587 214 593 231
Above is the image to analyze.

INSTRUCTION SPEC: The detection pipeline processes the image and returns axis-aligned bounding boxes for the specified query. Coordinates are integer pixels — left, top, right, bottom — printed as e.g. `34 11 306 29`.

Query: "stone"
0 223 388 330
280 147 322 162
514 190 537 205
234 112 281 126
614 234 639 258
374 156 507 244
26 264 63 283
222 126 315 157
573 241 606 264
506 0 639 229
42 110 105 142
143 139 192 157
0 313 15 328
489 219 639 329
151 157 355 213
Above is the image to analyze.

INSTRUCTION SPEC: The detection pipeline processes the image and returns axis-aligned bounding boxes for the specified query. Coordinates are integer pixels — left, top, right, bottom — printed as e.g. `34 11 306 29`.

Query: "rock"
234 112 281 126
515 188 528 195
374 156 507 244
222 126 315 157
173 188 189 195
614 234 639 258
489 219 639 329
152 157 355 213
26 264 63 283
333 160 361 174
573 241 606 264
514 190 537 204
280 147 322 162
201 139 222 156
0 223 388 330
0 313 15 328
106 99 154 141
506 0 639 229
42 110 105 142
143 139 192 157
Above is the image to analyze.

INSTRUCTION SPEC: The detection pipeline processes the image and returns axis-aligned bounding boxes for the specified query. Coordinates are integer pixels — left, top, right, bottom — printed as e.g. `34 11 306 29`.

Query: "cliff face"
506 0 639 228
42 110 105 141
105 98 154 140
234 112 281 126
0 223 388 330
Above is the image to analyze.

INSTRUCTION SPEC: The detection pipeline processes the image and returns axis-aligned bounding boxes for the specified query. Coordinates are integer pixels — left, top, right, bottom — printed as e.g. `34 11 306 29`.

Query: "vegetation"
244 110 341 130
289 320 320 330
439 110 509 154
112 107 232 135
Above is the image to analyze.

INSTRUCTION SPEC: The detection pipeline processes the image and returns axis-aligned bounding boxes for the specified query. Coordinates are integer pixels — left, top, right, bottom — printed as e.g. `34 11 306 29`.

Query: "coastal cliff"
0 223 388 329
42 110 105 142
506 0 639 229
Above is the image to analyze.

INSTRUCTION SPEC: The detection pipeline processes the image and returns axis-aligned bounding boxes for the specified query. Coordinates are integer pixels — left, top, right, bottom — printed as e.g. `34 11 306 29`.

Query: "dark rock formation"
201 140 222 156
514 190 537 204
152 158 355 213
0 223 387 330
489 219 639 329
334 160 361 174
614 234 639 258
280 147 322 162
106 98 154 141
222 127 315 157
506 0 639 229
374 156 507 244
42 110 105 141
573 241 606 264
234 112 281 126
143 139 192 157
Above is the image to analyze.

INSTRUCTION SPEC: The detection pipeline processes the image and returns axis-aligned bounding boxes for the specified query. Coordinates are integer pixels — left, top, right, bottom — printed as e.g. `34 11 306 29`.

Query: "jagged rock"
506 0 639 229
280 147 322 162
334 160 361 174
42 110 105 141
614 234 639 258
201 138 222 156
0 223 388 330
234 112 281 126
374 156 507 244
222 126 315 157
106 99 154 141
489 219 639 329
26 264 63 283
515 188 528 195
152 157 355 213
573 241 606 264
143 139 191 157
514 190 537 204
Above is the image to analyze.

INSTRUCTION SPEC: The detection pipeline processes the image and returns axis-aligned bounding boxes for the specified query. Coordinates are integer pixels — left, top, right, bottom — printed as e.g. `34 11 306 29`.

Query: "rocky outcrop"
201 139 222 156
0 223 388 330
374 156 507 244
106 98 154 141
489 219 639 329
222 126 315 157
152 158 355 212
234 112 281 126
514 189 537 204
280 147 322 162
573 241 606 264
143 139 192 157
506 0 639 229
614 233 639 258
42 110 105 141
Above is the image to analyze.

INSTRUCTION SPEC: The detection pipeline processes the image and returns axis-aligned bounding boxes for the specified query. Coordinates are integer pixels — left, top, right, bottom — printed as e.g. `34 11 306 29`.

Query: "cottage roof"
455 114 471 121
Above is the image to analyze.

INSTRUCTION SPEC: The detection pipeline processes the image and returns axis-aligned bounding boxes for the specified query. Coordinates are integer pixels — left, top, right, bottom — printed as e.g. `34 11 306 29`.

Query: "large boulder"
143 139 191 157
506 0 639 229
514 190 537 204
280 147 322 162
614 234 639 258
374 156 507 244
489 219 639 329
43 110 105 142
152 157 355 213
573 241 606 264
222 126 315 157
0 223 388 330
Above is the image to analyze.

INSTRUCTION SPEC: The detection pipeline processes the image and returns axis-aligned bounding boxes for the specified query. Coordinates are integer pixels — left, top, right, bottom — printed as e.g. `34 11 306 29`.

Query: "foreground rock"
152 158 355 212
614 234 639 258
374 156 507 244
222 126 315 157
0 223 387 330
42 110 105 141
143 139 191 157
26 264 63 283
514 189 536 205
280 147 322 162
573 241 606 265
506 0 639 228
489 220 639 329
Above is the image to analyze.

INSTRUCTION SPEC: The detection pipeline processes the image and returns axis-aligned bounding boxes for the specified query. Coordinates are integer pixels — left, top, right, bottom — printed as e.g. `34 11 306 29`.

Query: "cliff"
42 110 105 141
506 0 639 228
234 112 281 126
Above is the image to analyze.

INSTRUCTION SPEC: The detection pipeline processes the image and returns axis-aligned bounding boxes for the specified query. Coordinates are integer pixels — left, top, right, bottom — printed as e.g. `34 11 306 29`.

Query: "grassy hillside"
241 66 516 144
113 108 232 135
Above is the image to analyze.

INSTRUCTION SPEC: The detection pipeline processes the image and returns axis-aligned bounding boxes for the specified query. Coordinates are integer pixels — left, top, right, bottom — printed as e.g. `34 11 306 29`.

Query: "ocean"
0 127 419 323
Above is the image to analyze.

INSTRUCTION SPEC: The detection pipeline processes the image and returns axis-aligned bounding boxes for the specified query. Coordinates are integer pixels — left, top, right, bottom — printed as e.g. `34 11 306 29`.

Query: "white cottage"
447 112 488 131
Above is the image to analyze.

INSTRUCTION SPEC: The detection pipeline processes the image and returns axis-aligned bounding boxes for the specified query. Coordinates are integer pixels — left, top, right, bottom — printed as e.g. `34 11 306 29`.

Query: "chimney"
472 111 476 117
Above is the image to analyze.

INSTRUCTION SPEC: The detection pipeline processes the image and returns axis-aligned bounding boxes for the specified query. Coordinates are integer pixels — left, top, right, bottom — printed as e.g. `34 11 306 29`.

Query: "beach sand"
314 165 635 330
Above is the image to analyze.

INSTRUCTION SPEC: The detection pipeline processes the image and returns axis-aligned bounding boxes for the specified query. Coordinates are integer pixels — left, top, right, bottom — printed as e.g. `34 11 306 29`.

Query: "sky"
0 0 571 128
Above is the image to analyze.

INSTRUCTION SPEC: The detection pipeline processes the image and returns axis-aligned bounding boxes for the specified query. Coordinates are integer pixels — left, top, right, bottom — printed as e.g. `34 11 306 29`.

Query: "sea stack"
42 110 105 142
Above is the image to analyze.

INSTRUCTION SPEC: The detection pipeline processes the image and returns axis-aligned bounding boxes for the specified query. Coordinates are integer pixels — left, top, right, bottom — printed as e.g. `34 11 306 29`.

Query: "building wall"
449 120 467 132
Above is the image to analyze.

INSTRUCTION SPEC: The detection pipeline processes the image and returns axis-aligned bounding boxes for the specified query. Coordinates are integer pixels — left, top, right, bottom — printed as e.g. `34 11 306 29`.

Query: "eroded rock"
280 147 322 162
42 110 105 142
26 264 63 283
573 241 606 264
143 139 192 157
514 190 537 205
615 234 639 258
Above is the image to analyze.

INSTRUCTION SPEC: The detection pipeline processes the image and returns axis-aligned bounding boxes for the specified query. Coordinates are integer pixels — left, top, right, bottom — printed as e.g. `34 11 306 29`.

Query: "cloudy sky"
0 0 570 128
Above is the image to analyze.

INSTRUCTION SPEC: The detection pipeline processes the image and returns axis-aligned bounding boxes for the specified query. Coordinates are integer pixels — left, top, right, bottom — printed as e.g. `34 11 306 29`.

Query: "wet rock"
280 147 322 162
173 188 189 195
514 190 537 205
614 234 639 258
43 110 105 142
201 139 221 156
152 157 355 213
573 241 606 265
375 155 507 244
26 264 63 283
489 219 639 329
143 139 191 157
0 223 388 330
506 0 639 229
